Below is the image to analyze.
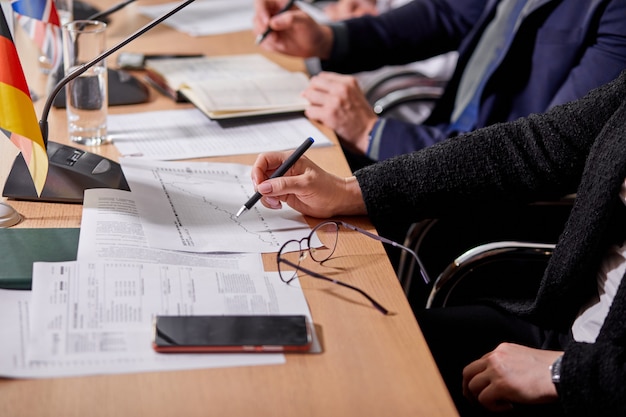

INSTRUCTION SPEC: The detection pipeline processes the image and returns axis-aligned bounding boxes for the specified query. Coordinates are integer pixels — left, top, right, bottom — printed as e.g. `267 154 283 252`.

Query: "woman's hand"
251 151 367 218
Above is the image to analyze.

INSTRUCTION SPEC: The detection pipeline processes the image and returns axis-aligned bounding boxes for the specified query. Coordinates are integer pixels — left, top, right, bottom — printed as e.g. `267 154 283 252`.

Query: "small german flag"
0 7 49 196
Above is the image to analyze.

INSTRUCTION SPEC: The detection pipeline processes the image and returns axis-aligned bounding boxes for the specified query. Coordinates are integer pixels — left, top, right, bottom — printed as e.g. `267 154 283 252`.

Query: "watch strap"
550 354 563 387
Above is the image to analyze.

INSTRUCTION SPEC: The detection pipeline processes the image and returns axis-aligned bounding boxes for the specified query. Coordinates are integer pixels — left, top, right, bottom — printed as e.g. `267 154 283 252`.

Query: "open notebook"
144 54 309 119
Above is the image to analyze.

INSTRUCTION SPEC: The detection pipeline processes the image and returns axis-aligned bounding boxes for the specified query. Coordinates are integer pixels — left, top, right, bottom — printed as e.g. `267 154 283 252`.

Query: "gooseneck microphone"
4 0 196 203
40 0 196 145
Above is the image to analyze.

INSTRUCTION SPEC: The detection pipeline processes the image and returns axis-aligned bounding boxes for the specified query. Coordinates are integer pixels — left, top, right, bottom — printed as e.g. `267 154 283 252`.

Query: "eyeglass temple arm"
278 258 389 315
339 222 431 284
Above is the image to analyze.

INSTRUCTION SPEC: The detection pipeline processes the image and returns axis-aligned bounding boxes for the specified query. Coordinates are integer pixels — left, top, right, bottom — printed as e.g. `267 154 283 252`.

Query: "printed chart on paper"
120 158 318 253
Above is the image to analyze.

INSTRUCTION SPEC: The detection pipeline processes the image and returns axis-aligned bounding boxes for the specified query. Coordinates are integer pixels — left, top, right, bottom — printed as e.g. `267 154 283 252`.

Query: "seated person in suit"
248 71 626 416
253 0 626 168
313 0 458 133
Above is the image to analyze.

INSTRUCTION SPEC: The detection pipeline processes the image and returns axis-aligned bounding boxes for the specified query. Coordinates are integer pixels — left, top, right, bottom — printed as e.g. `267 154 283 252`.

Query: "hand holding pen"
253 0 335 59
244 139 369 219
236 137 314 217
255 0 297 45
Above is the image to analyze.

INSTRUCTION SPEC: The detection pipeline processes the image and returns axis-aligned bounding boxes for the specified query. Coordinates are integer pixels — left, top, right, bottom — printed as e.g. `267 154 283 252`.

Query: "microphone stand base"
2 141 130 204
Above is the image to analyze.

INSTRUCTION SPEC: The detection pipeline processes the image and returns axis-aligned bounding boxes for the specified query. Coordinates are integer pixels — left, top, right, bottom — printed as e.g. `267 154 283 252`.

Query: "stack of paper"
137 0 255 37
0 159 325 378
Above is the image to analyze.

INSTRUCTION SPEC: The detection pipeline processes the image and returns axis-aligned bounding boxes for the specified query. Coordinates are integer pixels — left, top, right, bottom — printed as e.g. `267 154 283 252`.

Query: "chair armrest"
426 241 555 308
373 85 445 115
362 68 432 98
361 68 446 115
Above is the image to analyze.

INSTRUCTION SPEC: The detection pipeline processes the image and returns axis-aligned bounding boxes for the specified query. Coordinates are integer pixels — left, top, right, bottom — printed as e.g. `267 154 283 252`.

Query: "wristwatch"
550 355 563 387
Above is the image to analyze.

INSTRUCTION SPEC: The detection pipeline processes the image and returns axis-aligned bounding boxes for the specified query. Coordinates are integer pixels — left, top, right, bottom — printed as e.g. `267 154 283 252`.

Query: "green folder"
0 228 80 290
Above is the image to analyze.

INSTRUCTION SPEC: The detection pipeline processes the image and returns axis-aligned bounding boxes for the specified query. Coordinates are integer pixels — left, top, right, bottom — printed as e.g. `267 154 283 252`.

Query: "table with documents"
0 1 458 416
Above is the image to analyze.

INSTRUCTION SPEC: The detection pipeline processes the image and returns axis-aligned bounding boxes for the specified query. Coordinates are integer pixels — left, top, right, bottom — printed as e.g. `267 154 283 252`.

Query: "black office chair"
396 198 574 310
425 240 555 308
362 68 447 124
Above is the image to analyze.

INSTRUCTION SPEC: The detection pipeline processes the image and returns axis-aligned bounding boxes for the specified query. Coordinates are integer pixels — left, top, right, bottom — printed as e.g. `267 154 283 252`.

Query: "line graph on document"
147 164 306 253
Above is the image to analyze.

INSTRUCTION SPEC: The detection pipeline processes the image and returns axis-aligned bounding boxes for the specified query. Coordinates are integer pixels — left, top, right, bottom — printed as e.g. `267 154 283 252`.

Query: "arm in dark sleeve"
366 118 451 161
544 0 626 109
365 0 626 161
321 0 487 74
354 71 626 228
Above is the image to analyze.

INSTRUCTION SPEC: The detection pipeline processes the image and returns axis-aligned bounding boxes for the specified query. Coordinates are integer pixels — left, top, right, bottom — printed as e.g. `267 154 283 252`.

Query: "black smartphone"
153 315 313 353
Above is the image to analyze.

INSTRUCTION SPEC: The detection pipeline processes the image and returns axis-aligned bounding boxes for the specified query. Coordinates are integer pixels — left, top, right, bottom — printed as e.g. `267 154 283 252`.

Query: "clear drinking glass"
54 0 74 25
62 20 108 145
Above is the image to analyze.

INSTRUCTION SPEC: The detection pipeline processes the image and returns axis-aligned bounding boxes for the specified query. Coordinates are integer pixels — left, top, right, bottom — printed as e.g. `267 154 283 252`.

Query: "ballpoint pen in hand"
255 0 297 45
236 137 315 217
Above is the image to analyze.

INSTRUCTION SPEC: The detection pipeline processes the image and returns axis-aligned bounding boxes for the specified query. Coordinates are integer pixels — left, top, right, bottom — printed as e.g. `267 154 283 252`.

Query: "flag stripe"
0 83 45 145
10 131 49 195
12 0 60 27
12 1 47 19
0 36 31 98
0 6 49 196
0 5 14 41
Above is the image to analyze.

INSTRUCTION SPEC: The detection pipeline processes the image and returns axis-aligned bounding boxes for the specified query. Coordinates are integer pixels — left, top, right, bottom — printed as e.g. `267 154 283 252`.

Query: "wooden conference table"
0 1 458 416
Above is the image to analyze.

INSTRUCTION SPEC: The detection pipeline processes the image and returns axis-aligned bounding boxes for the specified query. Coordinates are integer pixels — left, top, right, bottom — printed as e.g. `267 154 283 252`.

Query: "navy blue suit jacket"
322 0 626 161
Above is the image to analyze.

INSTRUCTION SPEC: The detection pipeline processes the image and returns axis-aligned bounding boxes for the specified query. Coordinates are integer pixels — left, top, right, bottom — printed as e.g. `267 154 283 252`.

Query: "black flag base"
2 141 130 204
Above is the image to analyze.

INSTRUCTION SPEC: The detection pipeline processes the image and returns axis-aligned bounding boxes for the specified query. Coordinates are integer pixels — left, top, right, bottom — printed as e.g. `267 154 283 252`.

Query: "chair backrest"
397 199 574 310
426 241 555 308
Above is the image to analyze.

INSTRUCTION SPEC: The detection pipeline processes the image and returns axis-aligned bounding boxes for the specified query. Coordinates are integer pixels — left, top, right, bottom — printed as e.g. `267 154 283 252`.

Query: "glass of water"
54 0 74 25
62 20 108 146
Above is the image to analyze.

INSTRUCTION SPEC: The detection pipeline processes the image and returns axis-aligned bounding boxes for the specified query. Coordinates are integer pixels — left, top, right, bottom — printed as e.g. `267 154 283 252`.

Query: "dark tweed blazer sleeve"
355 70 626 416
355 71 626 231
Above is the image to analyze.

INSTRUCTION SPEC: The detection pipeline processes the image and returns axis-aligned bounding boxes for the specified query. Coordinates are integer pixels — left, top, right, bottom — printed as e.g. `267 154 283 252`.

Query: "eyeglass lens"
278 240 305 282
277 221 390 314
278 222 339 282
309 221 339 262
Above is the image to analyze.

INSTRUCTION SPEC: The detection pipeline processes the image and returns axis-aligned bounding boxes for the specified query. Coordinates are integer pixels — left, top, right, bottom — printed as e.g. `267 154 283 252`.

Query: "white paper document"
0 260 314 378
119 158 321 253
78 188 264 270
108 108 332 160
137 0 254 37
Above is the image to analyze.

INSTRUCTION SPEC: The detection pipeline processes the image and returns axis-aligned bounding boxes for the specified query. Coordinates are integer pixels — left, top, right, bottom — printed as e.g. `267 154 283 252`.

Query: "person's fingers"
268 10 295 31
261 196 282 210
251 152 292 185
260 173 307 197
301 86 330 106
308 72 345 89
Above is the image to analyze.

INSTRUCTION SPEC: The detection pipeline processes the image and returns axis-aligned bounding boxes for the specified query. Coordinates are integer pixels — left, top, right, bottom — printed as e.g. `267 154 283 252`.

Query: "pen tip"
254 34 263 45
235 206 246 218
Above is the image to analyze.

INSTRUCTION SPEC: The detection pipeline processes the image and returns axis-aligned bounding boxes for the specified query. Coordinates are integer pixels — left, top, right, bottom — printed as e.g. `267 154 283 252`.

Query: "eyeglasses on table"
276 220 430 315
